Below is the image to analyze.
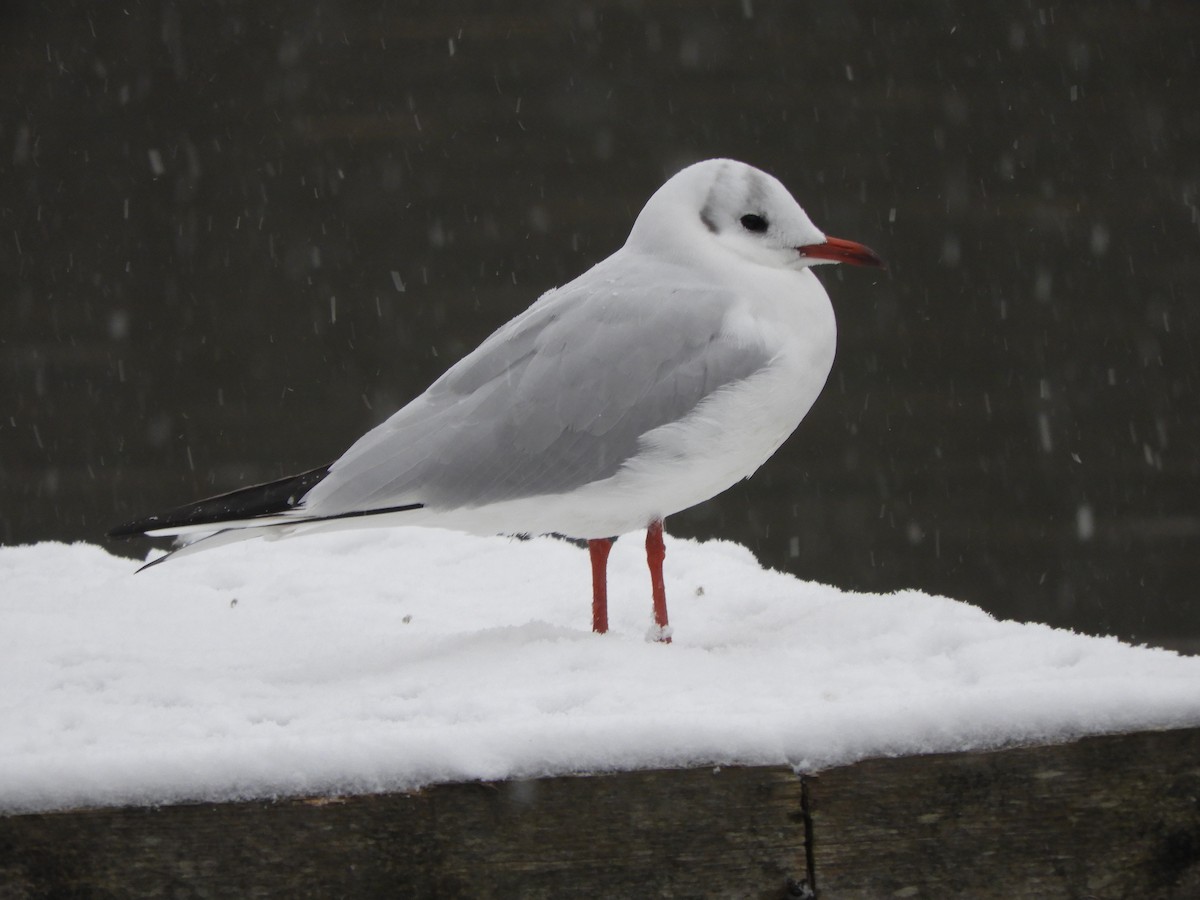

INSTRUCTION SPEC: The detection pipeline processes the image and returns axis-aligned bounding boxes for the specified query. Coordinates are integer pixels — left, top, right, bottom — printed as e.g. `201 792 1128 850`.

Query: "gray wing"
302 253 772 514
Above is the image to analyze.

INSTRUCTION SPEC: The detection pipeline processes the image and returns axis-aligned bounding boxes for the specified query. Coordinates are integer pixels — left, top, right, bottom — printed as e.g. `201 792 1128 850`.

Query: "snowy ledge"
2 529 1199 815
3 729 1197 897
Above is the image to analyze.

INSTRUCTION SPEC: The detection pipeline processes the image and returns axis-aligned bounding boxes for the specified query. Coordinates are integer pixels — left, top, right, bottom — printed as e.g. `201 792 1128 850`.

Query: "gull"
110 159 884 641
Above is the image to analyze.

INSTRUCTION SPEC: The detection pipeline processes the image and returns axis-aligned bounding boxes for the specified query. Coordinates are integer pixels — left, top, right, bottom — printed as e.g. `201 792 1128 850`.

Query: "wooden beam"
806 727 1200 898
0 766 807 898
2 729 1199 897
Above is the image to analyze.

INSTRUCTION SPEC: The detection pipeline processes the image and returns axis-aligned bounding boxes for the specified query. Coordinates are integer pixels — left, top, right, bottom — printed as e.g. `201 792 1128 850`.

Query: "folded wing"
302 253 772 516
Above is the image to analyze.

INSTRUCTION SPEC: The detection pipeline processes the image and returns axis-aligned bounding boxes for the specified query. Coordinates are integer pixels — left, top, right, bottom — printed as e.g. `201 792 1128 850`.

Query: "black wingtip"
108 520 163 540
108 464 333 540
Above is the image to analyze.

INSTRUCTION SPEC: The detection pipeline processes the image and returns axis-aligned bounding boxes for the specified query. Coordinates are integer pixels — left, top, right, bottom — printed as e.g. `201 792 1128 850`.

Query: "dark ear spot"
699 204 718 234
740 214 768 233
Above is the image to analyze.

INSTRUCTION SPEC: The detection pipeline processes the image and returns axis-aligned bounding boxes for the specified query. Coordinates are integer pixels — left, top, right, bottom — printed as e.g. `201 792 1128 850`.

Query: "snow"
2 529 1199 814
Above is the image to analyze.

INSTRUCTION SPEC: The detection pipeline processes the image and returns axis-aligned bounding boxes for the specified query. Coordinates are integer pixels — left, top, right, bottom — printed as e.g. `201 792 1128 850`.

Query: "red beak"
798 235 886 269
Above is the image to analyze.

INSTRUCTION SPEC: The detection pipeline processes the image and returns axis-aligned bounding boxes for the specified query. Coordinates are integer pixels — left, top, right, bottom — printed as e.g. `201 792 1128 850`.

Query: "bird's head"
628 158 885 273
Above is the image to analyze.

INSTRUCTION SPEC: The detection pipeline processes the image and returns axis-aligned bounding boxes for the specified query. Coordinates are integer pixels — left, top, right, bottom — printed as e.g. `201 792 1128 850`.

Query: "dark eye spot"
740 214 768 233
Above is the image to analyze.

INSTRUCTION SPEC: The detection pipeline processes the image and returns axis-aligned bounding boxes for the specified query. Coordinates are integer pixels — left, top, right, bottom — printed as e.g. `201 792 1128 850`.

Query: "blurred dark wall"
2 0 1198 647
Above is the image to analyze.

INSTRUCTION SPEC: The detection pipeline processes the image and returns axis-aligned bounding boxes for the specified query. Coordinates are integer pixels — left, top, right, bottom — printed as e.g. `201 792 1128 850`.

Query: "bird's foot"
645 624 673 644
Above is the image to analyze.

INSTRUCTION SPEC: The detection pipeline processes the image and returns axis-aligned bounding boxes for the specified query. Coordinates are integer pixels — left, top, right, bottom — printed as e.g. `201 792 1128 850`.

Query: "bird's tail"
109 463 425 570
108 465 333 540
134 526 270 572
108 465 334 571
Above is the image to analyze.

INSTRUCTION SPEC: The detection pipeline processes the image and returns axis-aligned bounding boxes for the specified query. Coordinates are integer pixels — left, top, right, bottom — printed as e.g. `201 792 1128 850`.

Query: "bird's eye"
740 214 769 233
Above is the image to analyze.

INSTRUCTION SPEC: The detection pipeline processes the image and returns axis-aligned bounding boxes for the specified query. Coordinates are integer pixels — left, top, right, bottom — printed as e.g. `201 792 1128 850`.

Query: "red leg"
645 519 671 643
588 538 613 634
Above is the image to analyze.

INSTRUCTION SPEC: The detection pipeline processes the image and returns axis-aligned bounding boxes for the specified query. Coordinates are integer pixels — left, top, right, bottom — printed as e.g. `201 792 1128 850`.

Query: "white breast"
419 267 837 540
604 268 837 526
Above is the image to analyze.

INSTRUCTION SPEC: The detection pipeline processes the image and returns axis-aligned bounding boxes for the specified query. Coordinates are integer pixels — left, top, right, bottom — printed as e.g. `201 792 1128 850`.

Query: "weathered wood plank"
0 766 807 899
805 727 1200 899
4 729 1200 897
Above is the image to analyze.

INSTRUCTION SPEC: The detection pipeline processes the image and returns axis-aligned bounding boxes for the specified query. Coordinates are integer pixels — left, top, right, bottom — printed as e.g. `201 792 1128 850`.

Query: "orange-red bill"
798 235 886 269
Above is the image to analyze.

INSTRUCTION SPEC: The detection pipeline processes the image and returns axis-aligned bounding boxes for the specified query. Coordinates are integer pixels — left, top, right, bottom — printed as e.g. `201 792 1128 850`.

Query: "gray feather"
303 253 771 515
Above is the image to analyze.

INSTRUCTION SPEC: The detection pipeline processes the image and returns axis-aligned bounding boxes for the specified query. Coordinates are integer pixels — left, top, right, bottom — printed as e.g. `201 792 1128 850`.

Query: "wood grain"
4 729 1200 897
0 766 807 899
806 727 1200 899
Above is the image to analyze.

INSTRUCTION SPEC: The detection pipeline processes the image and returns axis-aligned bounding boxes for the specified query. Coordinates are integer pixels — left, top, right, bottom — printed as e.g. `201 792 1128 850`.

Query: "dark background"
3 1 1197 649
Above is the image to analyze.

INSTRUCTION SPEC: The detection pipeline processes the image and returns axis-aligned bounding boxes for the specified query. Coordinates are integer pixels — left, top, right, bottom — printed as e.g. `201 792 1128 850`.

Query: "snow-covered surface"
3 529 1199 814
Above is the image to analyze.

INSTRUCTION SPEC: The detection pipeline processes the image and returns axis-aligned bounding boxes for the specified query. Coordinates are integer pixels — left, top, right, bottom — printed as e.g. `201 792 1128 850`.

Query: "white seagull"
110 159 884 641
